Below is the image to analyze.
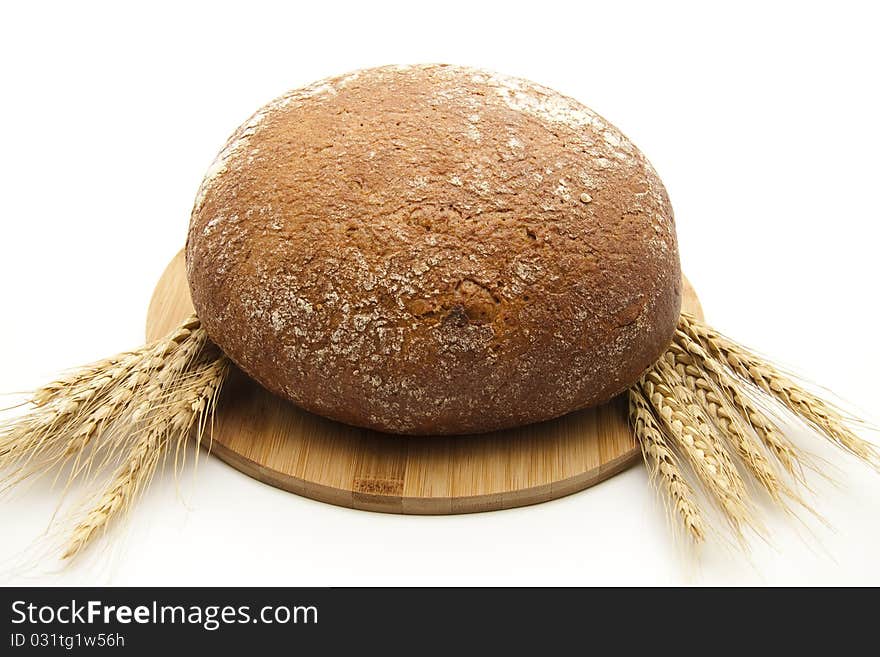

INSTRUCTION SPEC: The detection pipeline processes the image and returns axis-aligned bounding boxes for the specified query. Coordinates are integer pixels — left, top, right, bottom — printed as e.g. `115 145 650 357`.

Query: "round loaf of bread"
186 64 681 435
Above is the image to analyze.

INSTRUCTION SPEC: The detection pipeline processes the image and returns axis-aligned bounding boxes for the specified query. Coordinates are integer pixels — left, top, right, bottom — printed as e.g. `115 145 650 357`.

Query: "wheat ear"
663 340 797 506
0 314 230 559
671 327 808 482
629 388 705 543
0 318 204 475
680 314 879 469
62 357 228 560
633 313 877 546
638 360 754 535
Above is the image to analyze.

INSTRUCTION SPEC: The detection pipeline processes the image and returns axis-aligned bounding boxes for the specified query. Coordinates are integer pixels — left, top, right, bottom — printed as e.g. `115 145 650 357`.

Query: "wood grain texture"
147 250 703 514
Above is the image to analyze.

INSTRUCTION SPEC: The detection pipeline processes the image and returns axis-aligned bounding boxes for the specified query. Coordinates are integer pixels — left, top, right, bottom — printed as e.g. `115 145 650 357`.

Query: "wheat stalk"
680 313 879 469
629 387 705 543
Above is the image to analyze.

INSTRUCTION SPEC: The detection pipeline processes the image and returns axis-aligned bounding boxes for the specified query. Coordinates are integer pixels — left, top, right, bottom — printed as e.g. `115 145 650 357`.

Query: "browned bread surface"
186 64 681 434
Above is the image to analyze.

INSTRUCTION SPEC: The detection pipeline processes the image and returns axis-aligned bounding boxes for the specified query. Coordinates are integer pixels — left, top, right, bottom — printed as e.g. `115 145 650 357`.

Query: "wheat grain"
629 387 705 542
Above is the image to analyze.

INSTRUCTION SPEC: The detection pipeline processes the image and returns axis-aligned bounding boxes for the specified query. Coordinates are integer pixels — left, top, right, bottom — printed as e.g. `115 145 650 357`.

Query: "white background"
1 1 878 586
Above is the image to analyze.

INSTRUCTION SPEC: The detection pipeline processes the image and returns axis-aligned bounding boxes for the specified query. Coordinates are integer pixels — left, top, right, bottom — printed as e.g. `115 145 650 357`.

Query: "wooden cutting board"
147 250 703 513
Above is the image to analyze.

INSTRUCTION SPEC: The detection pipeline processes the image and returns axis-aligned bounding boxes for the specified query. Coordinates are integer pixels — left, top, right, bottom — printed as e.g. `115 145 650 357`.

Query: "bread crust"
186 64 681 434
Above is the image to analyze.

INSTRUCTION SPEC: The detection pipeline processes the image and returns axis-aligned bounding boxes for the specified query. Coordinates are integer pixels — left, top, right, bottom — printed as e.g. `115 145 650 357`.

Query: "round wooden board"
148 251 703 514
